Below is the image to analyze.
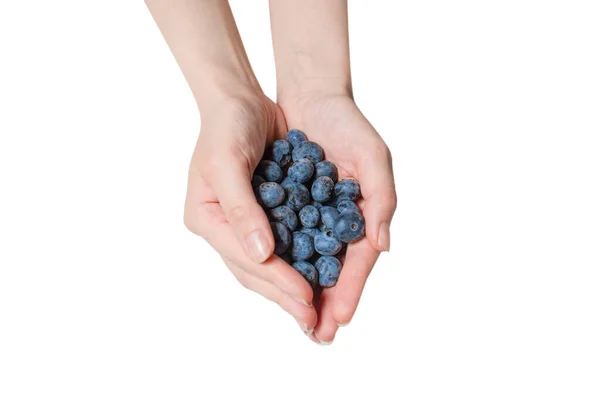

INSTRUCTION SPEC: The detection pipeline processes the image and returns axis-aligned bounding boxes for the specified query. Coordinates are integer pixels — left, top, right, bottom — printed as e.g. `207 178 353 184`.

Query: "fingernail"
291 295 311 307
378 222 391 251
246 230 269 262
314 332 333 346
337 322 349 328
296 320 313 335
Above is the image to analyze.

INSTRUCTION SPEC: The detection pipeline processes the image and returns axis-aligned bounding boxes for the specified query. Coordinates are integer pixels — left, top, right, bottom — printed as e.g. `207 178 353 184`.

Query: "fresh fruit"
290 231 315 261
315 256 342 288
269 205 298 231
267 139 293 168
333 211 366 243
288 158 315 183
259 182 285 208
298 205 320 228
292 141 324 164
311 176 335 203
253 129 366 288
271 221 291 255
334 178 361 201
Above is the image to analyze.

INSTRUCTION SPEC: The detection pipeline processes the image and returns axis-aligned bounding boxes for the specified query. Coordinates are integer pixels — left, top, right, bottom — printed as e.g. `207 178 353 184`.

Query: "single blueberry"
334 178 361 201
311 176 335 203
271 222 291 255
288 159 315 183
259 182 285 208
300 227 321 238
315 160 338 182
315 256 342 288
286 129 308 148
333 211 366 243
255 160 283 183
292 141 324 164
284 182 310 211
319 206 340 231
299 205 320 228
337 199 361 214
266 139 293 168
290 231 315 261
314 230 343 256
292 261 319 288
269 205 298 231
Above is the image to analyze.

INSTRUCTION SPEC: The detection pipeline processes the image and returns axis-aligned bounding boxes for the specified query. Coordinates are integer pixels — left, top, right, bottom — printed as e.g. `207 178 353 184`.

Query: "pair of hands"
184 91 396 344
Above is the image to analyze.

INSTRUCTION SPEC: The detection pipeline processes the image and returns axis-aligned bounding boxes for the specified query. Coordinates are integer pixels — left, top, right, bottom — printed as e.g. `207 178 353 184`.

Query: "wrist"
277 76 353 112
193 71 262 117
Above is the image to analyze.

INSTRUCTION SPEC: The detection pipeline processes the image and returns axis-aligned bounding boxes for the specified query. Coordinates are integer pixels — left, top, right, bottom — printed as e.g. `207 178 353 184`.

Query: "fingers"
223 258 318 334
185 201 315 306
203 150 275 263
312 288 339 345
332 239 380 325
358 141 397 252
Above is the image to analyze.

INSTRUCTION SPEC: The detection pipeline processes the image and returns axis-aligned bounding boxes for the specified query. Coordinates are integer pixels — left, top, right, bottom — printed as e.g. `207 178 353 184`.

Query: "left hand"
279 93 397 344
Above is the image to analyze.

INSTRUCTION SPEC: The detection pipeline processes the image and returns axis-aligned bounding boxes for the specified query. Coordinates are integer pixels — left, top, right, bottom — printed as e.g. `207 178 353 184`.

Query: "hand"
280 93 397 344
183 94 318 334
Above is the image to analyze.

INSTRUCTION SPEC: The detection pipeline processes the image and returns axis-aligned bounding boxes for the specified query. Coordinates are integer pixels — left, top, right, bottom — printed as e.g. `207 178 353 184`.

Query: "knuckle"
225 204 247 225
384 188 398 212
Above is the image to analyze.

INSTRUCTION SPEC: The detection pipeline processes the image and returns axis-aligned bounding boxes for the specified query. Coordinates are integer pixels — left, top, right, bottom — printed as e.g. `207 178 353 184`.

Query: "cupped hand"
183 94 317 334
280 94 397 344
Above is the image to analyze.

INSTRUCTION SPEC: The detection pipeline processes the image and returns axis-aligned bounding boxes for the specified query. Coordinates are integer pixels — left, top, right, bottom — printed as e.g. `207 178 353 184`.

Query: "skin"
146 0 397 344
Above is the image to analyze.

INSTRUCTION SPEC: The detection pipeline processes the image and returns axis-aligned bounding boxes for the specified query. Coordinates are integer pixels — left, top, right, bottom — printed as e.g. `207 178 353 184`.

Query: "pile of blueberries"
252 129 365 288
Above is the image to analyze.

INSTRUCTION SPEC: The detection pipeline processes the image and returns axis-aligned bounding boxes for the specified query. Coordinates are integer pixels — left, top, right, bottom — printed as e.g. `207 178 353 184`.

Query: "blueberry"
266 139 292 168
255 160 283 183
269 205 298 231
324 197 340 208
311 176 334 203
290 232 314 261
288 159 315 183
337 199 361 214
334 179 361 201
315 256 342 288
299 205 320 228
251 175 265 189
251 175 265 198
292 141 324 164
280 176 294 190
271 222 291 255
292 261 319 287
319 206 339 231
281 251 294 265
286 129 307 148
312 200 324 210
299 227 321 238
284 182 310 211
259 182 285 208
314 230 343 256
315 161 338 182
333 211 366 243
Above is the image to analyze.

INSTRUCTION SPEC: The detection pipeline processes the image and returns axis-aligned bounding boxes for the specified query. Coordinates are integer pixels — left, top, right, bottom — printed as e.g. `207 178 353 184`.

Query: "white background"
1 1 599 399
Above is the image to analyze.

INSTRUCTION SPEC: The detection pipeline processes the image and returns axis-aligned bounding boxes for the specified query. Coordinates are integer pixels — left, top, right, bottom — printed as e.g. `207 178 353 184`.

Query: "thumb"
359 142 397 252
203 152 274 263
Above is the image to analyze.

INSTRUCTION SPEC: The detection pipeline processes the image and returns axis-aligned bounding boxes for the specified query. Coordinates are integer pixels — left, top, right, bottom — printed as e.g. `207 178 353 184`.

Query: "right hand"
183 93 318 335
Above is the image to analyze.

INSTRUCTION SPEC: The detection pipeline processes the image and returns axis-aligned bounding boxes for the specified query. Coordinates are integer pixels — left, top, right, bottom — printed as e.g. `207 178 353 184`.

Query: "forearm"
269 0 352 105
145 0 261 113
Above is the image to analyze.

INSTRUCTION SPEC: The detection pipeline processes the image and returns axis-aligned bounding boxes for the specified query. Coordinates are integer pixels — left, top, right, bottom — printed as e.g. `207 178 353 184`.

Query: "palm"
279 95 395 343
